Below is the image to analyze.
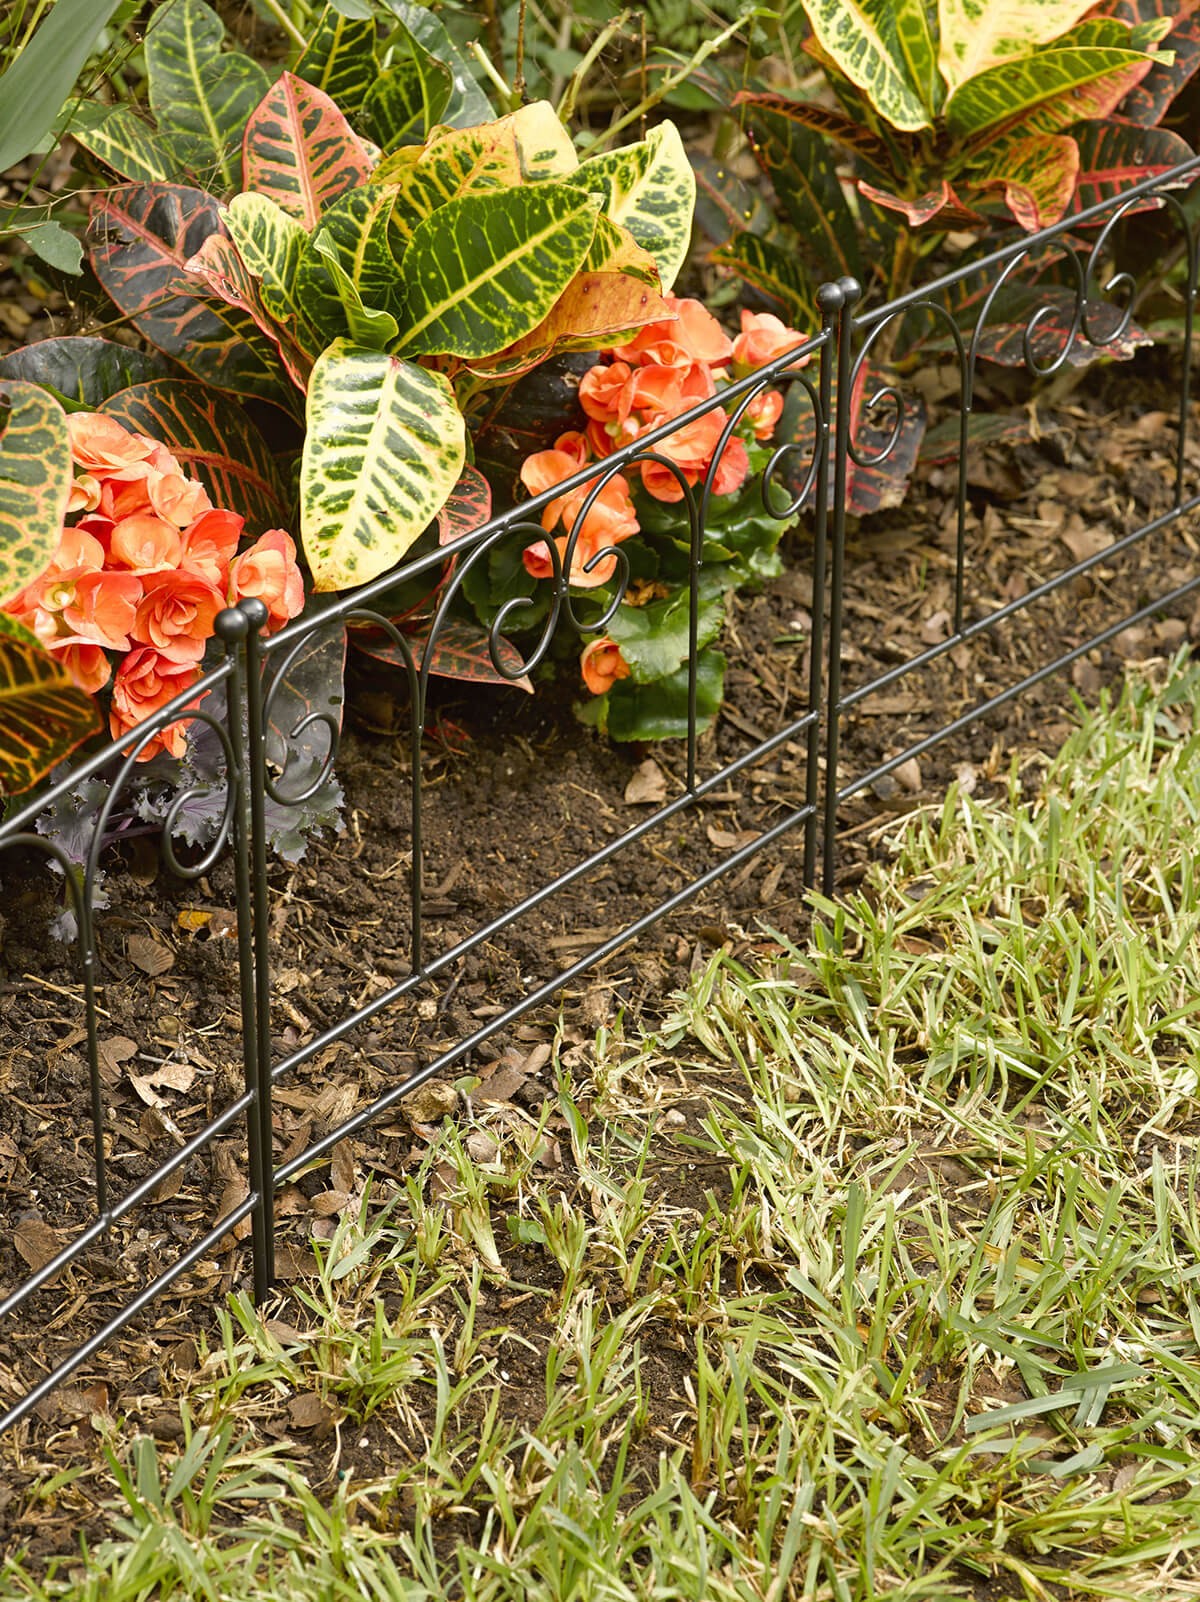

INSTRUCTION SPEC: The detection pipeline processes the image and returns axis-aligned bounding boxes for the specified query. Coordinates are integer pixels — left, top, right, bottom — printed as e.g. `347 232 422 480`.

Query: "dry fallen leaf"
127 1060 197 1108
15 1216 62 1276
466 1130 500 1166
287 1392 338 1433
97 1036 138 1085
706 825 760 851
624 759 667 806
127 934 174 976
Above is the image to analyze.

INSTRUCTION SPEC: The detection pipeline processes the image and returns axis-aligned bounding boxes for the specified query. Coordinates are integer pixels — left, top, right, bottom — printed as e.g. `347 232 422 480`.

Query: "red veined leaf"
99 379 291 535
971 291 1152 367
733 91 896 176
242 71 373 229
779 361 925 518
1090 3 1200 124
1120 13 1200 124
185 231 314 394
0 613 102 797
436 464 491 545
843 362 926 516
970 132 1081 231
856 179 985 229
1066 119 1196 217
88 184 293 408
357 615 534 691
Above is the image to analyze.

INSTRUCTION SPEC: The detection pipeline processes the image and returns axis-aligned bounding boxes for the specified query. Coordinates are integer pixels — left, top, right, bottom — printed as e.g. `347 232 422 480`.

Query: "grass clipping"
5 652 1200 1601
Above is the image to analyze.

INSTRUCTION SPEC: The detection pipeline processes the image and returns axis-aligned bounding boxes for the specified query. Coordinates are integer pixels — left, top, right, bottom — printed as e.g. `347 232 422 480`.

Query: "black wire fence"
2 157 1198 1435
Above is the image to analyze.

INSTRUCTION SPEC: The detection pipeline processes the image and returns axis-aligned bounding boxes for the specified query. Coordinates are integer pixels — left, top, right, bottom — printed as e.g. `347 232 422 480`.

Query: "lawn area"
3 652 1200 1601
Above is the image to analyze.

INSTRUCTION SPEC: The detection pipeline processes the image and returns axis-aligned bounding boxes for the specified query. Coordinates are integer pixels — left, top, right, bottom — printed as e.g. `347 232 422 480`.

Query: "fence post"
803 282 844 889
215 601 274 1303
822 277 862 896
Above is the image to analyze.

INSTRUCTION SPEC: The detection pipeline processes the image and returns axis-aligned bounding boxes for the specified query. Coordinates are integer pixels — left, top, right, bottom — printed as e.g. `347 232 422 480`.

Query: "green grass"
4 651 1200 1600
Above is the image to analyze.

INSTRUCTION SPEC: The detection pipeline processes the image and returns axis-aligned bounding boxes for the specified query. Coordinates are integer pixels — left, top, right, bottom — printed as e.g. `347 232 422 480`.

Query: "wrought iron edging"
1 154 1199 1435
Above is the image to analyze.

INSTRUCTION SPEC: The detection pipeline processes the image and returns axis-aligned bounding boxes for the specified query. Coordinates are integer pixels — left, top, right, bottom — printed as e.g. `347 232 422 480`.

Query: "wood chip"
1060 520 1112 563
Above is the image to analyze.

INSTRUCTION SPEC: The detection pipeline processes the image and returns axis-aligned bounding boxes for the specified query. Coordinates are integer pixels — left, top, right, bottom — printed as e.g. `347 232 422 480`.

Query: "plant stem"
251 0 308 54
513 0 528 102
577 12 749 153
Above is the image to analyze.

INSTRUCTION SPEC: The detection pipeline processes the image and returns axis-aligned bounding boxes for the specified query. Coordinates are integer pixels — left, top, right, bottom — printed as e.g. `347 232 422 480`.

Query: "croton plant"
706 0 1200 515
0 0 808 826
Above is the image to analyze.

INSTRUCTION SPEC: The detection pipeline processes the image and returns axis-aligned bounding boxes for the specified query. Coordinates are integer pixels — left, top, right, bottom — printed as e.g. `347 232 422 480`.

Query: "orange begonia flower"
134 570 225 663
109 647 203 761
731 310 809 378
50 641 112 696
67 412 157 474
579 360 639 425
744 387 784 441
228 529 305 630
580 636 631 696
615 297 733 369
179 508 244 588
108 513 184 573
520 436 639 588
640 408 749 503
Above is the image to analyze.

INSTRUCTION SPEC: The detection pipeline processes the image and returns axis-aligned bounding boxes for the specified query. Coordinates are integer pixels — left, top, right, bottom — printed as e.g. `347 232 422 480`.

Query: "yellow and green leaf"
790 0 931 130
222 192 312 333
144 0 270 192
293 187 407 345
467 270 671 380
575 121 695 294
294 4 379 115
69 102 209 185
947 42 1158 135
301 341 465 591
391 184 599 359
938 0 1105 97
0 382 71 607
0 614 102 797
378 100 578 240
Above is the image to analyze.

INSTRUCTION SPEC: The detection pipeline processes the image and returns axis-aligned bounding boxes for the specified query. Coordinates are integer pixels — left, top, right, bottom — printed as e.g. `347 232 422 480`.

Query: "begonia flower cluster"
517 299 808 694
4 413 304 760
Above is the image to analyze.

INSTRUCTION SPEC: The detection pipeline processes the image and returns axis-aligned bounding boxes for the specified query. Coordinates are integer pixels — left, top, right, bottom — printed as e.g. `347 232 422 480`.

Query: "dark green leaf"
0 337 173 406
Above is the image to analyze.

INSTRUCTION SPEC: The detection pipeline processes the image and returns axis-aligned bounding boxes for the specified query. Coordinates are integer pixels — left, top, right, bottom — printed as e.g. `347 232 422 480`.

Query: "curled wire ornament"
754 368 825 518
86 706 240 895
1080 187 1194 349
258 625 344 808
553 450 690 635
425 516 567 695
846 301 968 468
